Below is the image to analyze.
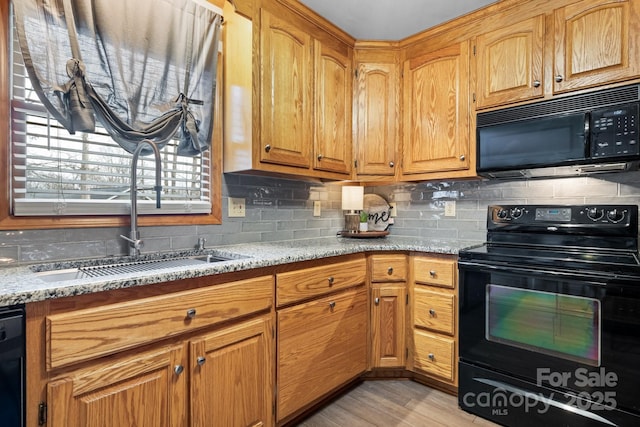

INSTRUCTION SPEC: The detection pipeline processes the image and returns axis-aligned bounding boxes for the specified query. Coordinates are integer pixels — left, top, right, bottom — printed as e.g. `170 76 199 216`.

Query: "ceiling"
299 0 498 40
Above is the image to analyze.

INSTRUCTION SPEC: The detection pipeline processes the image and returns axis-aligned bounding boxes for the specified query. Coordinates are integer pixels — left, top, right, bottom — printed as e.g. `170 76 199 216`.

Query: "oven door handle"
458 260 608 281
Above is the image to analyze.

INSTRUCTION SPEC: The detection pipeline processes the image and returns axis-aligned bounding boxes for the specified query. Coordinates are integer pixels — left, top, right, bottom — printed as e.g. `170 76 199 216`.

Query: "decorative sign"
363 194 393 231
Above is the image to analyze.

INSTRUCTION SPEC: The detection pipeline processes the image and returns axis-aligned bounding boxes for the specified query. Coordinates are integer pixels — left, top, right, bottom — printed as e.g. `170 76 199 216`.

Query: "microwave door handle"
584 112 591 156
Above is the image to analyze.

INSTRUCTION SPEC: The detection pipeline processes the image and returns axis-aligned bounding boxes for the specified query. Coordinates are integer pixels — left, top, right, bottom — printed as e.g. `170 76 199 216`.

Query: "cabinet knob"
174 365 184 375
429 270 436 277
387 267 394 275
429 308 436 317
533 79 541 88
329 301 336 310
264 144 271 153
197 356 206 366
555 75 564 83
375 297 380 305
186 308 197 319
459 154 466 161
428 353 435 361
328 276 334 285
317 154 323 161
389 161 395 168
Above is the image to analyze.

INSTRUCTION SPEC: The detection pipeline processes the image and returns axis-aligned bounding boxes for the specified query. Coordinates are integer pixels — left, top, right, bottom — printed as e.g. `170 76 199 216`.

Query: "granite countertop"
0 236 477 306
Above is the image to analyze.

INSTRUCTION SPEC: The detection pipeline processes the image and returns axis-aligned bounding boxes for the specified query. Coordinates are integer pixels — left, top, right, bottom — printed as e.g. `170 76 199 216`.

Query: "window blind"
10 21 211 217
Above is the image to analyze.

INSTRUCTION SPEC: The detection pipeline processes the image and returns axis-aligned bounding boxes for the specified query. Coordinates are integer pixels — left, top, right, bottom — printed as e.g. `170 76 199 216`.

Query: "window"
1 3 222 228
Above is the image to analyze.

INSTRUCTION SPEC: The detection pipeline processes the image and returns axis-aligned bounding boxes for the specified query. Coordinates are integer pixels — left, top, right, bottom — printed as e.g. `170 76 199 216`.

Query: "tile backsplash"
2 171 640 264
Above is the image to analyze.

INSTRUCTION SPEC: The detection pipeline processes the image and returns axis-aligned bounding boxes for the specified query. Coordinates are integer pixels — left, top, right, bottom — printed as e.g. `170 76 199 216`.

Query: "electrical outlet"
389 202 397 217
228 197 246 217
444 201 456 217
313 201 321 217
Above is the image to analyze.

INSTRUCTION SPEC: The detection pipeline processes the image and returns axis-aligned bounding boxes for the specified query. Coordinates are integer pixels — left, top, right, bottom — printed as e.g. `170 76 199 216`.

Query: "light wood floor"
296 380 499 427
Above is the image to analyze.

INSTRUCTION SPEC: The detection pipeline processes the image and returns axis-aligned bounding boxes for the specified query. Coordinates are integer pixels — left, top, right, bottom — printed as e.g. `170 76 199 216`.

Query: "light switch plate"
228 197 246 217
444 201 456 217
313 201 321 216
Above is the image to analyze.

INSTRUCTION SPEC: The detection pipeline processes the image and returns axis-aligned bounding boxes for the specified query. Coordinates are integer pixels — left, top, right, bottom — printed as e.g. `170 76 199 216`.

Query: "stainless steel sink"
33 253 237 283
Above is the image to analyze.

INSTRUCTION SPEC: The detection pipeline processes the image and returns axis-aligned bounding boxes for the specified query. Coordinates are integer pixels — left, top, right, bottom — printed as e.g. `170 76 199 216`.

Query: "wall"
1 171 640 264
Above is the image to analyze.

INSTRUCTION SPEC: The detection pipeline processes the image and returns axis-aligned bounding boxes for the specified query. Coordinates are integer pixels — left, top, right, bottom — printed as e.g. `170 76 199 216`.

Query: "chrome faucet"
120 140 162 256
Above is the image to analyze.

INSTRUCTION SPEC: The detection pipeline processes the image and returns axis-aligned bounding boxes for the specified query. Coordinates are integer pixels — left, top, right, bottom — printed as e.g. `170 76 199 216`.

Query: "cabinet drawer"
414 287 454 335
46 275 274 370
370 254 407 282
276 257 366 306
413 257 456 288
413 329 455 381
277 287 367 422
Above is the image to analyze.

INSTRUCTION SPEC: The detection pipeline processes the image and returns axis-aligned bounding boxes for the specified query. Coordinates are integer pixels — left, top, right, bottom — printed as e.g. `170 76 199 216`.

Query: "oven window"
486 285 601 366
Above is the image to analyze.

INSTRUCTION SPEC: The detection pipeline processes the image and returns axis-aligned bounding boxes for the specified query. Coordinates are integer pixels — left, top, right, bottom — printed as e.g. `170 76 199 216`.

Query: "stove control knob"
496 209 508 219
607 208 625 223
586 207 604 221
510 207 523 219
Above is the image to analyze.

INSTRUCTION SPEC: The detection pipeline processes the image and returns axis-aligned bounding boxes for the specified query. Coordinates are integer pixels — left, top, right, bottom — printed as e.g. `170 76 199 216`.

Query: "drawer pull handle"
174 365 184 375
387 267 393 275
429 270 436 277
428 353 435 361
197 356 206 366
328 276 334 285
429 309 436 317
329 301 336 310
375 297 380 305
186 308 197 319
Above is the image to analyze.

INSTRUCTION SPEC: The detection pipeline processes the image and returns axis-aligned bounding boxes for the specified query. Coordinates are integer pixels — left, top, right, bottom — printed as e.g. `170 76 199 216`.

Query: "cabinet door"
190 316 273 427
47 344 187 427
402 41 470 175
277 287 367 422
475 15 544 109
554 0 640 93
371 285 406 368
354 61 399 176
260 10 312 168
314 40 352 175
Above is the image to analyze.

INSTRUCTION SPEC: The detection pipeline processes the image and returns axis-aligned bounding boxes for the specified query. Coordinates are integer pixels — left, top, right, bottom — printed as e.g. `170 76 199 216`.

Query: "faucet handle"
197 237 206 251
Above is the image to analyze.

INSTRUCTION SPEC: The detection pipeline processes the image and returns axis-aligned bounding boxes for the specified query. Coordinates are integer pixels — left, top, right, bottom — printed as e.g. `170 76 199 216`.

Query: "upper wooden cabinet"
353 48 400 180
475 0 640 109
260 10 313 169
314 39 353 174
223 2 353 180
475 15 545 109
553 0 640 93
400 41 471 179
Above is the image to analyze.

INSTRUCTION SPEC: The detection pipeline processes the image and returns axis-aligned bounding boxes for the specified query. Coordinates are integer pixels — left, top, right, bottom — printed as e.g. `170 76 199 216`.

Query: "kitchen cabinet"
222 1 354 180
474 15 545 109
409 255 458 388
314 39 353 175
475 0 640 109
553 0 640 94
400 41 472 180
30 275 275 427
190 315 273 427
369 254 407 368
353 46 400 180
47 343 188 427
275 255 367 423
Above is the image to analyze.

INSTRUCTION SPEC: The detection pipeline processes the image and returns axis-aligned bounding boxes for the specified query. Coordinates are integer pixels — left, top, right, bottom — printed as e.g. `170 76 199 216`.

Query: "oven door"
459 260 640 415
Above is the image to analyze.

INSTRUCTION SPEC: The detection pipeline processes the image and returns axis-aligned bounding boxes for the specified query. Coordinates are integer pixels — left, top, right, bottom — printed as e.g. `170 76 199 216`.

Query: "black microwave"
476 84 640 179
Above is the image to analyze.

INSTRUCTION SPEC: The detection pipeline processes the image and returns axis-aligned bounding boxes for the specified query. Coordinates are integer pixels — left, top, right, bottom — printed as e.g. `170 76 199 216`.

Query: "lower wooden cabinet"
277 286 368 423
190 315 273 427
47 344 188 427
409 254 458 388
371 285 406 368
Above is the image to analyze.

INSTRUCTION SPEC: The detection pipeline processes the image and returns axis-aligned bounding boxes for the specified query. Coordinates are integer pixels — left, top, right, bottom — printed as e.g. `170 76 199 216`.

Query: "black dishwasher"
0 305 25 427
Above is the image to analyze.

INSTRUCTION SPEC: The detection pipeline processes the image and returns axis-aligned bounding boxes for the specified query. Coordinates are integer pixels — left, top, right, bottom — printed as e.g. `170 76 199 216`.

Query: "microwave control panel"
591 103 639 158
